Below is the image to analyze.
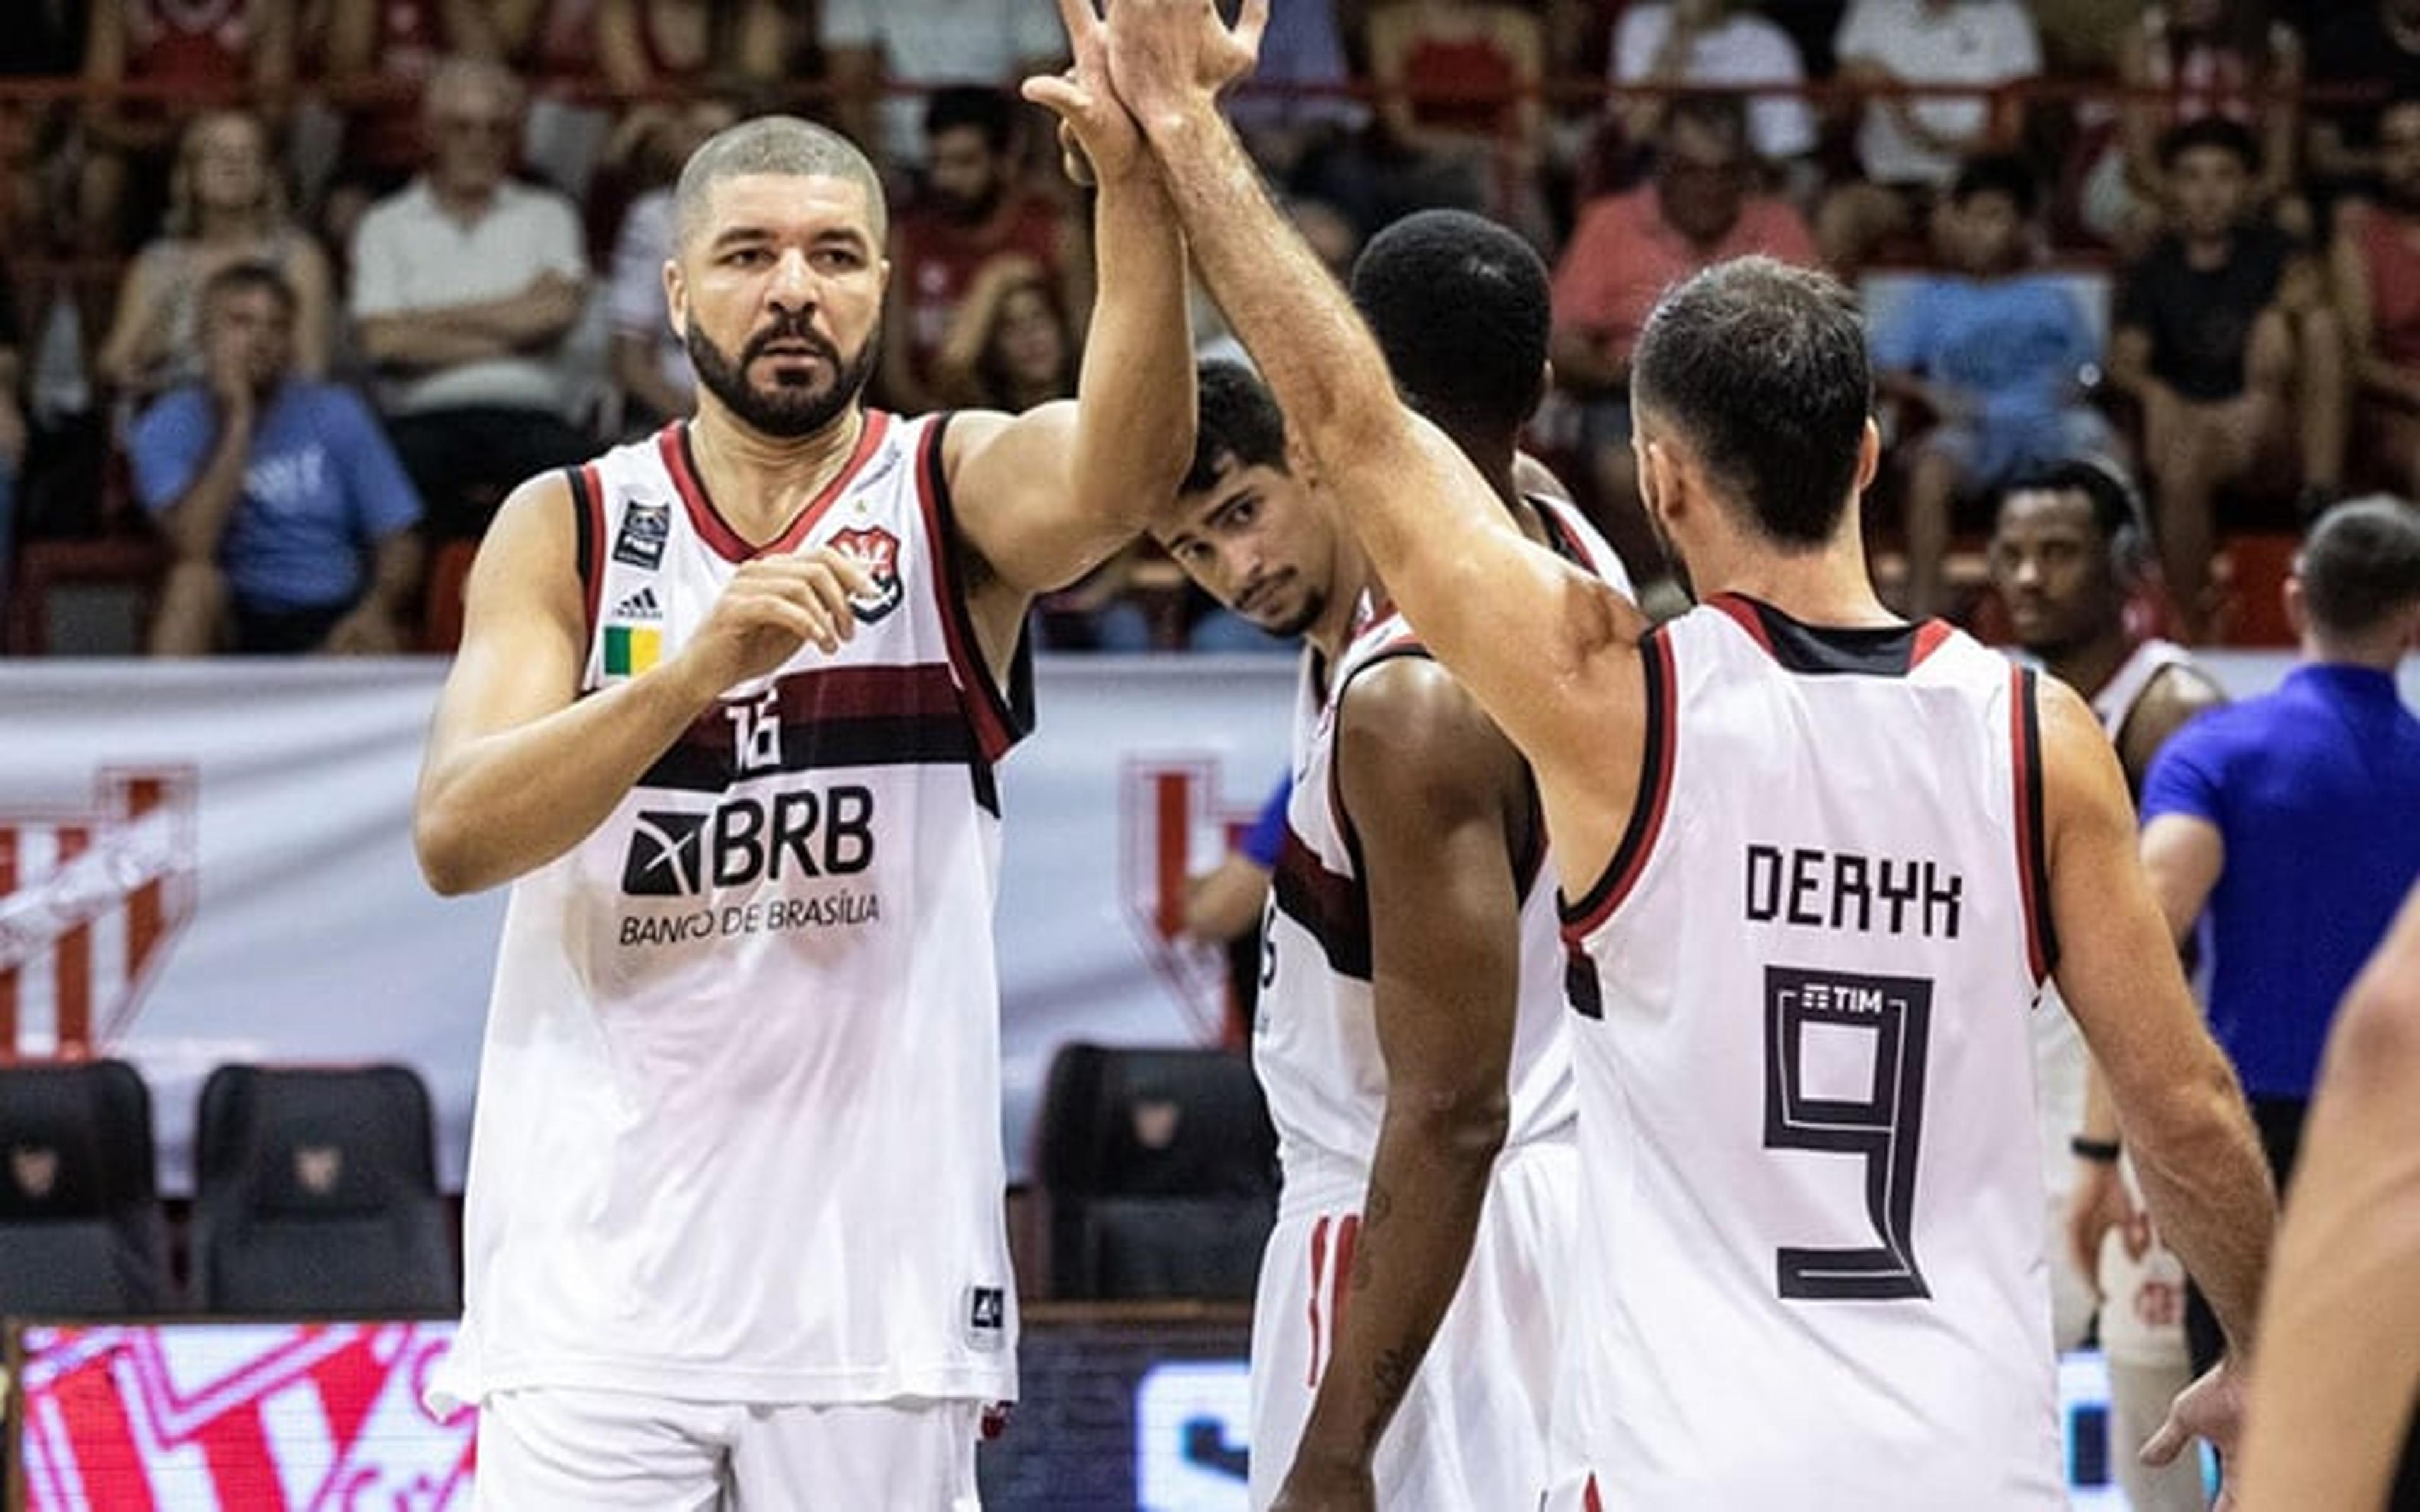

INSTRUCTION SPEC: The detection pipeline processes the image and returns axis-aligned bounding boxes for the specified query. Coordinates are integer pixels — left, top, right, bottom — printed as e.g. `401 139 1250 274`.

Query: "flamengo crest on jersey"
436 413 1029 1414
1553 595 2065 1509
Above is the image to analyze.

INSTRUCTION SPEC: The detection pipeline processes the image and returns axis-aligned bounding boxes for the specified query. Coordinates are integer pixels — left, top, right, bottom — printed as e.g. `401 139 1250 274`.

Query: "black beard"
686 313 879 440
1262 588 1326 640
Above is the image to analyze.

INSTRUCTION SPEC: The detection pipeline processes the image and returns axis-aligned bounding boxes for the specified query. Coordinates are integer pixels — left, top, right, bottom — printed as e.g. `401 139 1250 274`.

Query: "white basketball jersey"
435 413 1026 1411
1557 593 2063 1509
1254 496 1620 1214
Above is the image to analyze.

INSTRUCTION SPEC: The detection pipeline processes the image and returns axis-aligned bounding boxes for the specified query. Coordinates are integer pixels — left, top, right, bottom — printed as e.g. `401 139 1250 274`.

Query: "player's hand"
2064 1157 2137 1292
676 547 877 694
1270 1457 1377 1512
1022 0 1143 188
2143 1357 2245 1506
1102 0 1269 129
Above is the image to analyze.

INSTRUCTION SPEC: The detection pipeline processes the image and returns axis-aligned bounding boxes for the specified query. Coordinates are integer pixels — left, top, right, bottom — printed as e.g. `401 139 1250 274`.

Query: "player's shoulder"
1337 654 1525 796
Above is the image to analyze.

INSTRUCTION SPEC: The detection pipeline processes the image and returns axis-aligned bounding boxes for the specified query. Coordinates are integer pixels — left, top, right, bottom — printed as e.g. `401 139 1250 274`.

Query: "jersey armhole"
568 462 605 646
1557 627 1676 936
2012 666 2062 984
915 415 1035 810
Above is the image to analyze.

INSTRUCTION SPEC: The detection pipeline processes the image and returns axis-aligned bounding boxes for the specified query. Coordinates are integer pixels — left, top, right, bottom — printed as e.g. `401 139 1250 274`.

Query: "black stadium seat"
190 1064 458 1316
0 1059 173 1317
1035 1044 1278 1301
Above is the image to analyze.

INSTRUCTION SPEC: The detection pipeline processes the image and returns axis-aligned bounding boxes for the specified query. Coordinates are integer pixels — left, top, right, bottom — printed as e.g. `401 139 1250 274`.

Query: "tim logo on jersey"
829 526 903 624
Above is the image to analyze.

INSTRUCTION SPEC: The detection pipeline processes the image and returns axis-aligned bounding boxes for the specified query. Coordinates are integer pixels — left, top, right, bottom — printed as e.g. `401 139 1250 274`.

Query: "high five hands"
1022 0 1270 185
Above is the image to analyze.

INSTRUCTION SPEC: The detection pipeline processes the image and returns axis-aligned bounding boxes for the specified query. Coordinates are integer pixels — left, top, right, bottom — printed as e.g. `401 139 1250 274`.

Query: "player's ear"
664 258 688 339
1854 418 1882 496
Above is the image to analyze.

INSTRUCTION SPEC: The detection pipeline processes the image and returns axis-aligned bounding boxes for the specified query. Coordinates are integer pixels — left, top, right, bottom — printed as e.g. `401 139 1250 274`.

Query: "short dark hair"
2298 496 2420 638
2159 115 2261 176
1349 209 1550 438
924 85 1017 155
1185 361 1289 495
201 259 297 316
1952 152 2040 221
1998 456 2146 561
676 115 887 247
1630 256 1872 548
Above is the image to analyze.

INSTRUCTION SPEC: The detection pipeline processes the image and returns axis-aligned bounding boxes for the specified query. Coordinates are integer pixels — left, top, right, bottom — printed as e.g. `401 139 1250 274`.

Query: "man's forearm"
159 414 255 561
360 530 425 618
1292 1099 1504 1476
359 319 517 374
2122 1063 2275 1354
1066 168 1195 523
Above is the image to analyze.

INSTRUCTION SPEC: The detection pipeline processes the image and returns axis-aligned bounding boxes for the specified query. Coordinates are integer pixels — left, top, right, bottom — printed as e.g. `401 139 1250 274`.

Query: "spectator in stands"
2332 94 2420 500
2083 0 2305 254
2307 0 2420 195
1818 0 2041 275
78 0 298 256
98 108 333 405
1874 155 2112 619
1225 0 1366 183
1361 0 1549 244
604 93 743 434
579 0 792 214
1548 93 1816 586
308 0 510 238
819 0 1064 173
0 263 21 628
1607 0 1817 192
928 255 1076 413
350 55 592 542
2135 498 2420 1472
2110 117 2348 639
880 86 1080 416
130 261 423 655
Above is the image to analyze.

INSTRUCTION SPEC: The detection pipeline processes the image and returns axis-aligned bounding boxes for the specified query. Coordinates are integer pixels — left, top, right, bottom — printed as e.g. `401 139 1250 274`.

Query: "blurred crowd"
4 0 2420 653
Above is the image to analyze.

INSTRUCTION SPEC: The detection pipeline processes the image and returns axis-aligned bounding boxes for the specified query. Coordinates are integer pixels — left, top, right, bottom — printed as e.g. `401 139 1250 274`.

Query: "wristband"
2070 1136 2121 1164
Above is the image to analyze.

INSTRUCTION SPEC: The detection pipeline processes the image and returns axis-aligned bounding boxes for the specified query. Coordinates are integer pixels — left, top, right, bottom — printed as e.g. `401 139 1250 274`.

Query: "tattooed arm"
1274 657 1532 1509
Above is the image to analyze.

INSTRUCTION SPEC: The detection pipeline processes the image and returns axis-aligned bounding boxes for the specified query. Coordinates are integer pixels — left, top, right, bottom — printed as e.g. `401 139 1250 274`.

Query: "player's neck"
688 403 867 539
1309 547 1379 661
1697 536 1898 627
2046 628 2136 702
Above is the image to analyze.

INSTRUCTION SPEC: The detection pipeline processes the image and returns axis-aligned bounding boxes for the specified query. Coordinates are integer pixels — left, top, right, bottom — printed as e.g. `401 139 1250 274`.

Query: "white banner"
0 656 1297 1189
3 651 2407 1190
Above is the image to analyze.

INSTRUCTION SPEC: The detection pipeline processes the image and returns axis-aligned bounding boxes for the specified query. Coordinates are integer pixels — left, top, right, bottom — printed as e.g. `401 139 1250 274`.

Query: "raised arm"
1277 658 1529 1508
1103 0 1648 876
413 476 871 895
934 0 1197 672
2035 680 2274 1463
2235 883 2420 1512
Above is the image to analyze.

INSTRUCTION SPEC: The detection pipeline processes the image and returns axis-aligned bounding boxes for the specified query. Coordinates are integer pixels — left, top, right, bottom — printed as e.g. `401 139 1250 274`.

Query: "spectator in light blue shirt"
2136 498 2420 1465
1872 153 2112 620
130 261 424 655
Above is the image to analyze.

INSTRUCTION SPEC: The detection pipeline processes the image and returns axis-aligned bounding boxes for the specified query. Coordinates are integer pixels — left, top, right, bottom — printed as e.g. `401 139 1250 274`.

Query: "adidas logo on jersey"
613 587 663 622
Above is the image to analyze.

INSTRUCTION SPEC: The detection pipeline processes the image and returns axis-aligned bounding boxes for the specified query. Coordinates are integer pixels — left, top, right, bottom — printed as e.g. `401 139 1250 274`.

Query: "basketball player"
2237 881 2420 1512
1092 6 2278 1502
1988 459 2223 1512
411 23 1195 1505
1154 212 1630 1511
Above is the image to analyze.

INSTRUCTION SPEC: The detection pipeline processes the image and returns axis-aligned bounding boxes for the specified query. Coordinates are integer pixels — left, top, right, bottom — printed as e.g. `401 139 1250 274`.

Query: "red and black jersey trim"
2011 666 2061 983
637 662 984 794
916 414 1034 769
1706 593 1954 677
1559 626 1676 937
1270 826 1373 982
568 462 606 643
1530 493 1599 574
657 413 893 563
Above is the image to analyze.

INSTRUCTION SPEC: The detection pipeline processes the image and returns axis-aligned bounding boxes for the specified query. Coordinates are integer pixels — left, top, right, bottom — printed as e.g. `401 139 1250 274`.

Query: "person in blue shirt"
1872 152 2111 620
2136 496 2420 1486
130 261 425 655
